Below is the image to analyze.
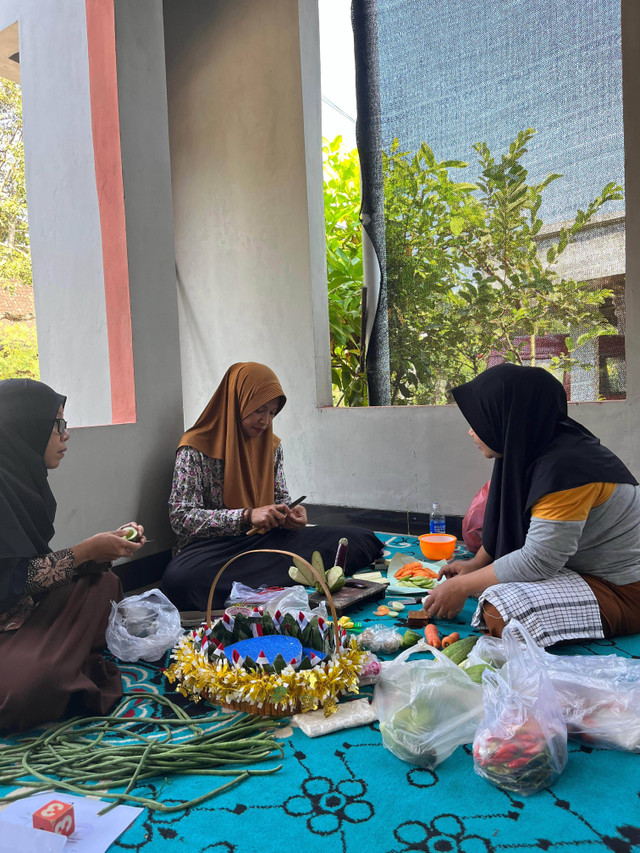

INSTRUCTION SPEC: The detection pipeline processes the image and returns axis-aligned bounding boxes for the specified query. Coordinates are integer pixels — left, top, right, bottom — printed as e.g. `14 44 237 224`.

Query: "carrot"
422 566 439 579
398 561 423 575
441 632 461 648
374 605 391 616
424 624 441 649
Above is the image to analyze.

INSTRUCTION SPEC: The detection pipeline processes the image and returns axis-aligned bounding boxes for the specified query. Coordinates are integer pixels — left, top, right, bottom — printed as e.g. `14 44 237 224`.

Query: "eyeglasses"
54 418 68 435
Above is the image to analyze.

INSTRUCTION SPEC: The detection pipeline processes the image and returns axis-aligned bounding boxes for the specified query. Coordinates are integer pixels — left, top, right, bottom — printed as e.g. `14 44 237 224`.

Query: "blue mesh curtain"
352 0 391 406
352 0 625 404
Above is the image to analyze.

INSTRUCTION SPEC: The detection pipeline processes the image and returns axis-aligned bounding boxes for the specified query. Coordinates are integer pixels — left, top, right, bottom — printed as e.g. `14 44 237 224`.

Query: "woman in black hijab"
0 379 146 731
423 364 640 646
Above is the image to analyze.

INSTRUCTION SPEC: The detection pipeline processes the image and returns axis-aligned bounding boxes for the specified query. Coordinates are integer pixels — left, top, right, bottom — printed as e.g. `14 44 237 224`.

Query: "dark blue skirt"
161 525 383 611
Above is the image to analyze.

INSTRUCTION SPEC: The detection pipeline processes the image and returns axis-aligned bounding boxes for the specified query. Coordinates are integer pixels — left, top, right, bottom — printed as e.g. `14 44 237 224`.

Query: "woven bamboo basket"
167 549 362 718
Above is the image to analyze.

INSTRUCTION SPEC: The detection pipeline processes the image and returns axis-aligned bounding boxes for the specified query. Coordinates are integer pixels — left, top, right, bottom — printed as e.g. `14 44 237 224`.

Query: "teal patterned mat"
1 533 639 852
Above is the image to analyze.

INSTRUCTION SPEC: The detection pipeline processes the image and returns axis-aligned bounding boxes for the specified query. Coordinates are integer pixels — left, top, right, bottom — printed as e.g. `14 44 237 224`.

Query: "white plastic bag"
373 639 483 768
465 634 507 669
106 589 183 662
263 586 328 621
292 699 376 737
541 652 640 752
473 621 568 795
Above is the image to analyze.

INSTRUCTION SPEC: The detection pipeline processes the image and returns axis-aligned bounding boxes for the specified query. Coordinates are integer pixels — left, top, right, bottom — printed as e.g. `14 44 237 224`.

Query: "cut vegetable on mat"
386 552 446 593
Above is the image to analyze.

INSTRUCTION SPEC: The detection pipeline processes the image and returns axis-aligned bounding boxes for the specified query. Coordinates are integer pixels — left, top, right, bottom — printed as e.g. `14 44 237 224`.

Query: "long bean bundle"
0 692 286 813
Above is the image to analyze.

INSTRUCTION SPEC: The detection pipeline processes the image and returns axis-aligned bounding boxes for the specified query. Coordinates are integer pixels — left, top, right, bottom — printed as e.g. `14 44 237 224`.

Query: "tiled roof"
0 282 35 320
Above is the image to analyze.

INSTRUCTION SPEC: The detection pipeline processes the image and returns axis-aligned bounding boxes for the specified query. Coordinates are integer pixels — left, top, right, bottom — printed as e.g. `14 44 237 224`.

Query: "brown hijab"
178 363 286 509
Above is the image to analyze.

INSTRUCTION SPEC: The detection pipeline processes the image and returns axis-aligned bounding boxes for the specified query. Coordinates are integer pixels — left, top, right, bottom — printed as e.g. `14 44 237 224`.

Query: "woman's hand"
250 504 290 531
73 530 145 565
424 563 500 620
422 576 469 620
283 504 307 530
438 544 493 580
117 521 146 542
438 559 479 580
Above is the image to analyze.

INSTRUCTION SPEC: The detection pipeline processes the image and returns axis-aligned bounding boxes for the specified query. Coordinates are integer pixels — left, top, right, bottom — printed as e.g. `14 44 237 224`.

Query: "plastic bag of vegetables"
539 650 640 752
106 589 184 662
472 621 567 796
372 639 483 769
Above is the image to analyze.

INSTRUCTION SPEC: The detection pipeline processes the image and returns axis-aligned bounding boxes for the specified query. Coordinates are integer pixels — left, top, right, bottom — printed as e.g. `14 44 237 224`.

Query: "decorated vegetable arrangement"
166 606 367 716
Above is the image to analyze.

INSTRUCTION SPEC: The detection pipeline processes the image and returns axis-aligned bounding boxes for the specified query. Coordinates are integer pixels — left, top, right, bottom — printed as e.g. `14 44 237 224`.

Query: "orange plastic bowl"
419 533 457 561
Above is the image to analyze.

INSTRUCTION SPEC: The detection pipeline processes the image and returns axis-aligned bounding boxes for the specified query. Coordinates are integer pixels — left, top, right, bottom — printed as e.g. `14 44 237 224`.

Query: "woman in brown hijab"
162 363 383 611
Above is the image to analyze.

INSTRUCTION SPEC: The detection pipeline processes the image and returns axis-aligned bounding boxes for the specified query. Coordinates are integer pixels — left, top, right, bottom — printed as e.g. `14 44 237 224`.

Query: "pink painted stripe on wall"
85 0 136 423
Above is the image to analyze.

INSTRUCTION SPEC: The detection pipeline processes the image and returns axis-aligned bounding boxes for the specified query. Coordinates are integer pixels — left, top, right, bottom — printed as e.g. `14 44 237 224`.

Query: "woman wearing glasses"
0 378 146 731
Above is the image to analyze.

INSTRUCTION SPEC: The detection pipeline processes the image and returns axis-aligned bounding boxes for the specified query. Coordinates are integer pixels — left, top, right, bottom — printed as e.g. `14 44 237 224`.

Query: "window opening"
353 0 626 404
319 0 368 407
0 25 38 380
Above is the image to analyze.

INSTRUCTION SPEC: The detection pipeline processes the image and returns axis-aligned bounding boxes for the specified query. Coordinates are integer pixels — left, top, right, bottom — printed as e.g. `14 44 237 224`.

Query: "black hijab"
452 364 637 559
0 379 66 609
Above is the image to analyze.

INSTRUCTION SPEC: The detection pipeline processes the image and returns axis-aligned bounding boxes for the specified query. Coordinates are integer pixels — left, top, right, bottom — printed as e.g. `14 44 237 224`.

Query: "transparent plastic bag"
465 634 507 669
373 639 483 768
292 699 376 737
472 621 568 795
542 652 640 752
226 582 288 607
106 589 183 662
263 586 328 621
357 624 403 654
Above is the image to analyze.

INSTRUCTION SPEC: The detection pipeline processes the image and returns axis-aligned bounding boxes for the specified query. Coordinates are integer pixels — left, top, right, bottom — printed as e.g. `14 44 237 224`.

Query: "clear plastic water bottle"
430 502 446 534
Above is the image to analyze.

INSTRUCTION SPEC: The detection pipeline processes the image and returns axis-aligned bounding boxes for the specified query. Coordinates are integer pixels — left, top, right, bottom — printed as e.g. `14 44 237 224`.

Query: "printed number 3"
55 815 73 834
41 802 65 817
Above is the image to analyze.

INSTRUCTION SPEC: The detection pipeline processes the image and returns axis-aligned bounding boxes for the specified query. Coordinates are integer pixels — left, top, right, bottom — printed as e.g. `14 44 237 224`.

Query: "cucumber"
464 663 492 683
325 566 346 592
440 634 479 664
401 629 422 649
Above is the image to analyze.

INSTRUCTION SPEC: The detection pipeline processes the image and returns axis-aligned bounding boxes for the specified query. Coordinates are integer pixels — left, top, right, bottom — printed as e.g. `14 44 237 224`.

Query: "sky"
319 0 357 151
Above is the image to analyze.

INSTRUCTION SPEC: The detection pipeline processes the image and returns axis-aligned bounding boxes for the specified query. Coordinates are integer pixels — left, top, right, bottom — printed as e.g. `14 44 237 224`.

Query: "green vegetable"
440 635 479 665
324 565 346 592
0 692 285 813
122 526 139 542
396 577 437 589
464 663 492 683
401 629 422 649
288 563 314 586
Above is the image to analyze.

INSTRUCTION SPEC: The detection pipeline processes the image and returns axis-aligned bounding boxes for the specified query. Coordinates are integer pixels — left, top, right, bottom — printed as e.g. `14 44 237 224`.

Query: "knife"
246 494 307 536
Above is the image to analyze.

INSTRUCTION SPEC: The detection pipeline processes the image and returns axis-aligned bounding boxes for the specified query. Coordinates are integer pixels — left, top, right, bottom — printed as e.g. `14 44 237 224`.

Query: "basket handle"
205 548 342 649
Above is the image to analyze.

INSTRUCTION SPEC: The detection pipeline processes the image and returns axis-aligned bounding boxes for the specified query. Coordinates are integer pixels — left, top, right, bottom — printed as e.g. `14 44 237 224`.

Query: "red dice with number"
32 800 75 837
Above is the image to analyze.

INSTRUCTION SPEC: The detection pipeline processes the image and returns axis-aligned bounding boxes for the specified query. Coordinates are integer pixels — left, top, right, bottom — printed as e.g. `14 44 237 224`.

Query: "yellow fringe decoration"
165 634 368 717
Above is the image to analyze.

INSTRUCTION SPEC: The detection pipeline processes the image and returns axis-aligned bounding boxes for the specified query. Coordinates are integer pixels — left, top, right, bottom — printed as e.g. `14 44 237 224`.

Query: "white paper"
0 820 66 852
0 791 142 853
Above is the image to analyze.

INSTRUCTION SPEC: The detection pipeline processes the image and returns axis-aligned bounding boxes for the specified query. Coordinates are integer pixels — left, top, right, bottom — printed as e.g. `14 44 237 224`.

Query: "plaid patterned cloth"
471 569 604 646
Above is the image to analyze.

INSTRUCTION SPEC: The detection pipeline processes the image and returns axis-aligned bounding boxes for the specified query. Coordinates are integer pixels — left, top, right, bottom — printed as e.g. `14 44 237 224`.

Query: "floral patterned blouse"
169 445 292 554
0 550 110 633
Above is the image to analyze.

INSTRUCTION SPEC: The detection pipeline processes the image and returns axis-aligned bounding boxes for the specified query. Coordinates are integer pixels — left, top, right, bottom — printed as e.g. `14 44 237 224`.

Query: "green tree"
384 129 622 404
0 323 39 379
0 79 38 380
0 80 31 287
323 137 367 406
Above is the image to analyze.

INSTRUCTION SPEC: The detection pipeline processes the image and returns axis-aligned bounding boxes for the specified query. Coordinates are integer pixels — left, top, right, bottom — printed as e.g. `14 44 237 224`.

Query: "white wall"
3 0 112 425
10 0 640 557
0 0 184 556
165 0 640 520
